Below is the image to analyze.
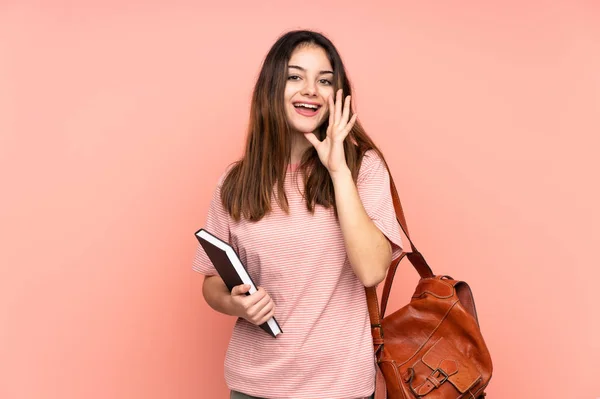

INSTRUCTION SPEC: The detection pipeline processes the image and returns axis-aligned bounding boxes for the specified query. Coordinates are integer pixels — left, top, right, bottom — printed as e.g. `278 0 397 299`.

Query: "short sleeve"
192 171 232 276
357 150 403 261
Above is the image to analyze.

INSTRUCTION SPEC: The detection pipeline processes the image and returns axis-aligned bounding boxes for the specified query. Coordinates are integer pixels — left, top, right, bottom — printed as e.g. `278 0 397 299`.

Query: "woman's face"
284 45 335 135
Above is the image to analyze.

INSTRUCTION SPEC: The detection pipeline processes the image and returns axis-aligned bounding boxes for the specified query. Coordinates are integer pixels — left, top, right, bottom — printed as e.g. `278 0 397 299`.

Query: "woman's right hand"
230 284 276 326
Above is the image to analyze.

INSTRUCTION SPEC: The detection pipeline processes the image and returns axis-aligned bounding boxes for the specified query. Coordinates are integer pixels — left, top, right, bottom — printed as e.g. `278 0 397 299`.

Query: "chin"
287 107 326 134
290 118 324 134
292 124 318 134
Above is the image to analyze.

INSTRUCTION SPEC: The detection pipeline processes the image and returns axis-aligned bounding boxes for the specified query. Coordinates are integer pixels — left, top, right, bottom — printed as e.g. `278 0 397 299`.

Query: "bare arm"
331 169 392 288
303 91 393 288
202 275 238 316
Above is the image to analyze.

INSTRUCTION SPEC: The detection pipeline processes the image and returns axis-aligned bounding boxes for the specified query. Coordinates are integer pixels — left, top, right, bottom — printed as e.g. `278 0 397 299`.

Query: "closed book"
194 228 282 338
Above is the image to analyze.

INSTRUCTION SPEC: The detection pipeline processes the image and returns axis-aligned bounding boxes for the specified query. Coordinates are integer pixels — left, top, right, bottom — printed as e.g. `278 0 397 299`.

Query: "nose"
301 80 317 97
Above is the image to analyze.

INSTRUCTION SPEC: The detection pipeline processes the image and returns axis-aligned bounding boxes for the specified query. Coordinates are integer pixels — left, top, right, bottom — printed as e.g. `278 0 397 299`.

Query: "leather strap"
375 361 387 399
366 167 436 399
381 172 434 317
366 171 434 325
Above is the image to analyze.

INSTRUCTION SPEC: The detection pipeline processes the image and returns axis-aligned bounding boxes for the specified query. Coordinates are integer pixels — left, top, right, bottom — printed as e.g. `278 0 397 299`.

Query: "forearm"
202 275 237 316
331 168 392 287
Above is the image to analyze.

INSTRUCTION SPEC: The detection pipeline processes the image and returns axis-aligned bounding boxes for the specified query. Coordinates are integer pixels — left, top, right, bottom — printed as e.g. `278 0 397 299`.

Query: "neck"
290 131 313 165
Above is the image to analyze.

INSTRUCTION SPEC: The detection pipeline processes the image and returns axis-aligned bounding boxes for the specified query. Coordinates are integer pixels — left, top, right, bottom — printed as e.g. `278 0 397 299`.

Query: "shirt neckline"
287 163 300 172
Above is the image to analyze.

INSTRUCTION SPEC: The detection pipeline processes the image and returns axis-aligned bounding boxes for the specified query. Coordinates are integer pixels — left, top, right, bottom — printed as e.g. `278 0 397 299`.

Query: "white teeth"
294 103 319 109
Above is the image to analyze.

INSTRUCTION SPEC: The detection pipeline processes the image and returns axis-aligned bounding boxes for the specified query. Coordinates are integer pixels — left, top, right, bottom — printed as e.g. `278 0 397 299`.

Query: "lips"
293 100 321 107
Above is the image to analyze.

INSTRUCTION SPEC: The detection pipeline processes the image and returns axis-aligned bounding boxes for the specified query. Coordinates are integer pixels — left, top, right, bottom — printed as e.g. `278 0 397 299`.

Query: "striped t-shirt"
192 149 403 399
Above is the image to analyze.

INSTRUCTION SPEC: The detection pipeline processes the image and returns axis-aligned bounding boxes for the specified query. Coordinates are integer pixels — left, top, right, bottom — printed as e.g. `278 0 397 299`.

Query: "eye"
320 79 332 85
287 75 300 81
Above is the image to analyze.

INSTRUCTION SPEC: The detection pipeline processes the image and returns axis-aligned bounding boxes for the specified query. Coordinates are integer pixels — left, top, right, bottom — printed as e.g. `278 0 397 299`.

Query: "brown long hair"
221 29 388 222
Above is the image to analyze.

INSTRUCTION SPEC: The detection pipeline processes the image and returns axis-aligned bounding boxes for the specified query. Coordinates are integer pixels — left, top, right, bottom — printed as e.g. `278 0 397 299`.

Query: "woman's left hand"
304 89 358 176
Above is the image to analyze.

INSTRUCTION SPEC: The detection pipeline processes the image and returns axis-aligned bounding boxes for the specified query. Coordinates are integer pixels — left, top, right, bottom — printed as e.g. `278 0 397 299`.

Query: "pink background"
1 1 598 398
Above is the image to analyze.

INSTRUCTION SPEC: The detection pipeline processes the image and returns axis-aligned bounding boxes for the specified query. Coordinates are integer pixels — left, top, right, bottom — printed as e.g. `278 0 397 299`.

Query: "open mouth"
293 102 322 117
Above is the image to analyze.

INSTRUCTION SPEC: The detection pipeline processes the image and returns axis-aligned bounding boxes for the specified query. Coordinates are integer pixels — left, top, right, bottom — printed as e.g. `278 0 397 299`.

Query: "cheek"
320 89 334 106
284 84 295 101
321 87 334 98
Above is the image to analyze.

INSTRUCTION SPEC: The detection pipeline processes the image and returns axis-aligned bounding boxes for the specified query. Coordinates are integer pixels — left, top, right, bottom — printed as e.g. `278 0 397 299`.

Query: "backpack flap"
417 337 482 395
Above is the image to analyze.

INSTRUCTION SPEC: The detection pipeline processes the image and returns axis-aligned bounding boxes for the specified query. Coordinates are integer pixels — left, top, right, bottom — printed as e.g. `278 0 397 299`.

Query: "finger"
344 114 358 138
328 93 335 128
303 132 321 148
254 304 275 324
335 89 343 125
336 114 357 142
247 288 270 309
243 286 266 306
253 299 274 322
256 306 276 326
341 95 351 128
231 284 251 296
247 293 272 317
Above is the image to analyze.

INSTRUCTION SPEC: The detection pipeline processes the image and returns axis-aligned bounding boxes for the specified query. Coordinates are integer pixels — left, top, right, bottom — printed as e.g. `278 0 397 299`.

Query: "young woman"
193 29 403 399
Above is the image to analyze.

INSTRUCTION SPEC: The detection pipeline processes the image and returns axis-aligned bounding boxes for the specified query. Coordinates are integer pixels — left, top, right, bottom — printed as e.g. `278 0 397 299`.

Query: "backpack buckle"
429 368 449 386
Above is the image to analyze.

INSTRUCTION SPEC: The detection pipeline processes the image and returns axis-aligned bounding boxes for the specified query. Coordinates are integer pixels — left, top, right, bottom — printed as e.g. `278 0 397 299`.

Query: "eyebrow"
288 65 334 75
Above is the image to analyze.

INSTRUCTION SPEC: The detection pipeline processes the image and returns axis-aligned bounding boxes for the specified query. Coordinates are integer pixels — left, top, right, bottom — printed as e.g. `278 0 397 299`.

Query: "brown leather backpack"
365 174 493 399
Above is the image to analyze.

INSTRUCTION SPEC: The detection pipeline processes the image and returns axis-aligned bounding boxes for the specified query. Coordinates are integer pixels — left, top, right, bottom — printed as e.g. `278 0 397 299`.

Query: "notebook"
194 228 282 338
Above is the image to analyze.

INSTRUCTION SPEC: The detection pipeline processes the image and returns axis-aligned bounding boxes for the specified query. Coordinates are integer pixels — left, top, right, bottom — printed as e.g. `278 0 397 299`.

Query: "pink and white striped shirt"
193 150 403 399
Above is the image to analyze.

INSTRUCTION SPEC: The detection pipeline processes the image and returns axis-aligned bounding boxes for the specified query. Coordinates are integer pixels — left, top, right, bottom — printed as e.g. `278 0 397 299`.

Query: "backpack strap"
365 170 435 347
